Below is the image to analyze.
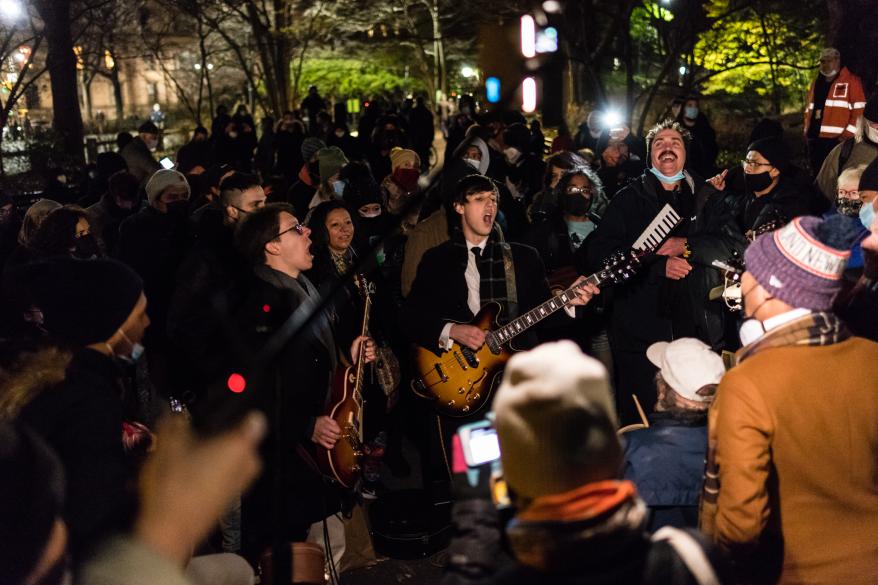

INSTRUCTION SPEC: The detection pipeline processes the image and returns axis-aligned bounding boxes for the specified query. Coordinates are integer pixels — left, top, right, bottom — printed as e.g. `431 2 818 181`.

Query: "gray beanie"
493 341 621 499
301 137 326 163
145 169 190 204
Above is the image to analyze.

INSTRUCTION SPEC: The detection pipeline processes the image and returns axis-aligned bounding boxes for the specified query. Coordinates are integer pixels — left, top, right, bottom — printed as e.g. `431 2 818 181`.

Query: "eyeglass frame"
741 159 774 170
262 221 306 249
566 185 594 196
837 189 860 199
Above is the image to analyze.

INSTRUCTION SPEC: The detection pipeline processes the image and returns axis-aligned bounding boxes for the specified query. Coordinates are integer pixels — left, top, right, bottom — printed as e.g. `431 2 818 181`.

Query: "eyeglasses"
566 186 594 196
741 159 773 169
837 189 860 199
275 222 306 239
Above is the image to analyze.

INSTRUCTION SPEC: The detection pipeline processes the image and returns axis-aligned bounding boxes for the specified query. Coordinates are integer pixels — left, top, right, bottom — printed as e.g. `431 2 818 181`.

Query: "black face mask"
744 170 774 193
73 234 100 259
165 200 189 218
836 197 862 217
560 193 591 217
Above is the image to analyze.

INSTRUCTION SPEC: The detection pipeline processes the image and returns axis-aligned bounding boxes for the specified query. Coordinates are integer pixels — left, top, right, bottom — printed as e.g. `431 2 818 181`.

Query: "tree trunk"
34 0 85 163
110 57 124 122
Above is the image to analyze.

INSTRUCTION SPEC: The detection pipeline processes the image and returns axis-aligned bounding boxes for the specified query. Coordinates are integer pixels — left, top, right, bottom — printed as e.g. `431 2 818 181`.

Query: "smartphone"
458 419 502 467
160 157 174 170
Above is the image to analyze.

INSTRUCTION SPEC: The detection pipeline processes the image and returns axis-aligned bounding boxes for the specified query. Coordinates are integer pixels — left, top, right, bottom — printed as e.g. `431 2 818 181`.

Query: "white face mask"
359 208 381 218
866 124 878 143
738 318 766 347
463 158 481 169
821 68 838 78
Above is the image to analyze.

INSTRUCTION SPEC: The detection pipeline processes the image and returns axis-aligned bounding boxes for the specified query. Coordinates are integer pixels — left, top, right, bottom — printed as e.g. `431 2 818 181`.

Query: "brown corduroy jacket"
701 337 878 585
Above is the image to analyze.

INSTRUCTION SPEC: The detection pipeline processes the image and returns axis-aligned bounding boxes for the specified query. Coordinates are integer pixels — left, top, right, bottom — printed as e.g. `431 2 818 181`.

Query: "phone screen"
160 157 174 170
465 427 501 466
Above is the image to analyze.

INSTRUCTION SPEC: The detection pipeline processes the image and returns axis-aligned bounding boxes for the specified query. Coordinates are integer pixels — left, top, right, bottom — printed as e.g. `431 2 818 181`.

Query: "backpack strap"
651 526 721 585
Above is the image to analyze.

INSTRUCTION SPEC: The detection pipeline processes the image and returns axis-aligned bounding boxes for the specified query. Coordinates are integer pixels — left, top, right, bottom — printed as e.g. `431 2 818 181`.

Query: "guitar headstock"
353 274 376 300
598 249 642 284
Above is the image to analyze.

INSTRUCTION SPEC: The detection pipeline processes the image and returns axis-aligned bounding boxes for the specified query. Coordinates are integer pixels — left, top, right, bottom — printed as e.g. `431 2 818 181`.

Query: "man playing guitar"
403 174 597 478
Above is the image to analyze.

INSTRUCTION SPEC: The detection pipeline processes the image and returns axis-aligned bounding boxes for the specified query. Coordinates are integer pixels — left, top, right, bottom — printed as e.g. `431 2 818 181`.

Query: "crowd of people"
0 46 877 585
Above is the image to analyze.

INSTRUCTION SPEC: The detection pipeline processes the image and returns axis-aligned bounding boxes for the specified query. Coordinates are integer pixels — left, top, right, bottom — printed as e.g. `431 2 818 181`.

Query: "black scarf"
450 226 516 322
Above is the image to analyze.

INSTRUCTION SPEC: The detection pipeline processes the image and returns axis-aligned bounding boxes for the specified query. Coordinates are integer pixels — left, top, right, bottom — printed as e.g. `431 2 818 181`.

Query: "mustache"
657 150 678 160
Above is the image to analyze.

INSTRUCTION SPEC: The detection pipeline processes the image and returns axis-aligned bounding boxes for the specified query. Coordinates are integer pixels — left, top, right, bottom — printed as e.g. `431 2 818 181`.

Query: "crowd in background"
0 44 877 585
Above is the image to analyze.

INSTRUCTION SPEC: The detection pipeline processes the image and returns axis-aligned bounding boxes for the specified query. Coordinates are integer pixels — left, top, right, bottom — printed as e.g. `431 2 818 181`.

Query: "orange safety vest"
804 67 866 139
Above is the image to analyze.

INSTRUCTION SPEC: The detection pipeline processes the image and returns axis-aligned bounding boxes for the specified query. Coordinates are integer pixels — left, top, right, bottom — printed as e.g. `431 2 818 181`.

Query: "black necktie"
471 246 482 275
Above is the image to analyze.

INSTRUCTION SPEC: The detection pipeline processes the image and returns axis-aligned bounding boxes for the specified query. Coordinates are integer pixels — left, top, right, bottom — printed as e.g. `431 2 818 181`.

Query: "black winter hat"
22 258 144 347
503 123 532 153
747 137 790 173
0 422 65 585
859 157 878 192
137 120 159 134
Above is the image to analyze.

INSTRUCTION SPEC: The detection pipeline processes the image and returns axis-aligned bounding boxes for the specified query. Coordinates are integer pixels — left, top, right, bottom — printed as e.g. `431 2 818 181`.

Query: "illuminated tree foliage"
692 0 824 115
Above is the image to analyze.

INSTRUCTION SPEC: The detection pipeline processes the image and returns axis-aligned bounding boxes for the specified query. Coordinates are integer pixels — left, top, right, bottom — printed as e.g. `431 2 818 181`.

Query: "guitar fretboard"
489 272 603 347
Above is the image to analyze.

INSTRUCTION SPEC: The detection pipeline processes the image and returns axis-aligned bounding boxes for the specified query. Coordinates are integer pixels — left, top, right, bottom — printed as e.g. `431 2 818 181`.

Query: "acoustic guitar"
316 275 373 488
411 250 641 417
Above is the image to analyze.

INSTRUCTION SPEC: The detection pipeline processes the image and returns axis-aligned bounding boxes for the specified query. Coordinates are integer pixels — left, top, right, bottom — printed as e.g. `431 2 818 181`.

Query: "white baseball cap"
646 338 725 402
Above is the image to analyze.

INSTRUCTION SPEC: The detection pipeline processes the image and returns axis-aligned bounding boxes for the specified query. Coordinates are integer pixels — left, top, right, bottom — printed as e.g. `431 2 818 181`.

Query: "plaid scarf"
701 311 849 535
735 311 850 365
450 227 517 322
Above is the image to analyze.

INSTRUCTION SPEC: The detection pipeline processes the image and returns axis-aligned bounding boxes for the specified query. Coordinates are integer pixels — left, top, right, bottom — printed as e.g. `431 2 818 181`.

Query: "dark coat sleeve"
687 186 748 269
402 244 471 350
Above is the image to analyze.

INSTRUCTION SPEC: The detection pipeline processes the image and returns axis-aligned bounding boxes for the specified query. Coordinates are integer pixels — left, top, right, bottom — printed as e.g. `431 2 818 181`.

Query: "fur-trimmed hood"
0 346 72 421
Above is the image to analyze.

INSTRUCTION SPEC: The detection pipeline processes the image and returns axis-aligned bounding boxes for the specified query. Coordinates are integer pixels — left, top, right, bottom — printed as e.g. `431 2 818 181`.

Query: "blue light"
486 77 501 103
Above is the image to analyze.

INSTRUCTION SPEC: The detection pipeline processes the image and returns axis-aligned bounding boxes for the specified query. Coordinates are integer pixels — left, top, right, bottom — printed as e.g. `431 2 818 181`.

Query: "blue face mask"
332 179 346 197
649 166 686 184
684 106 699 119
860 200 876 230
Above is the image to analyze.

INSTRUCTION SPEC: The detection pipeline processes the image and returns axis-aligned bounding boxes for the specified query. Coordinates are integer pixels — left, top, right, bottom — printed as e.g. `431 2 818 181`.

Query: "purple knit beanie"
744 216 850 311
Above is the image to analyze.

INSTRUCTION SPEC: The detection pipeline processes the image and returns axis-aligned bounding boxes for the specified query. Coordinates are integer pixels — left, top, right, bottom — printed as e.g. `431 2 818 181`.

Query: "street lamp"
0 0 22 21
461 66 475 79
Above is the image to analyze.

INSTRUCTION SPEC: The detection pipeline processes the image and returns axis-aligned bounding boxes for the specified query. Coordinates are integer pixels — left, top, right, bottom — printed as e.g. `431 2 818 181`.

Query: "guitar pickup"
459 347 479 368
434 364 448 382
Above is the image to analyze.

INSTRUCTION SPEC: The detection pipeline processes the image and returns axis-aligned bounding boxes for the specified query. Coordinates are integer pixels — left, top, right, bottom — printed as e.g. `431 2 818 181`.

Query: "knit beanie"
744 215 861 311
389 148 420 172
859 157 878 192
145 169 190 205
22 257 144 346
863 93 878 123
18 199 61 246
747 137 789 173
301 137 326 163
317 146 348 182
0 423 65 585
493 341 621 499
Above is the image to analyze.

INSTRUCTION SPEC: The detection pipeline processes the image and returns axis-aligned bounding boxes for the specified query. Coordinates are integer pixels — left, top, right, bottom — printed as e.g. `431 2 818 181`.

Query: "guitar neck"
490 272 602 346
353 295 372 407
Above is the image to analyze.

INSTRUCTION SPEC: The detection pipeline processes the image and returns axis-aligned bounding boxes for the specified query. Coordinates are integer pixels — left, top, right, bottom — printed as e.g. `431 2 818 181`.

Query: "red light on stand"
227 373 246 393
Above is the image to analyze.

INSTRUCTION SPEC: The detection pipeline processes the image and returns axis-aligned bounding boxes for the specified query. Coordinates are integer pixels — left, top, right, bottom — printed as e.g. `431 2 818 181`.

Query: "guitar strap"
501 242 519 320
